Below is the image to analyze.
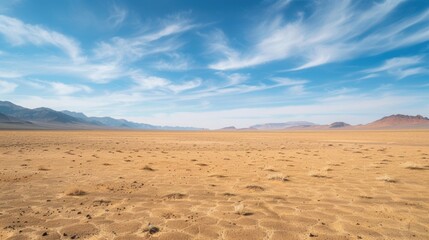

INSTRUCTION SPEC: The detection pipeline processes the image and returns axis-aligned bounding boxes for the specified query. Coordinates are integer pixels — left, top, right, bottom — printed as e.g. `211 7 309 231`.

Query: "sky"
0 0 429 129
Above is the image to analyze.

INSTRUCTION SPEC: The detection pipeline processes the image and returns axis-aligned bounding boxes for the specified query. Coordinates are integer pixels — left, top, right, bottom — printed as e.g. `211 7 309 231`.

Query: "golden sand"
0 130 428 239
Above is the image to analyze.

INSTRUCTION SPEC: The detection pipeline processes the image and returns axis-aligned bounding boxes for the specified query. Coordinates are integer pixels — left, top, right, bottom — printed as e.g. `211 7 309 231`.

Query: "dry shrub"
308 170 329 178
376 175 397 183
268 173 289 182
403 162 425 170
141 165 155 171
66 188 87 196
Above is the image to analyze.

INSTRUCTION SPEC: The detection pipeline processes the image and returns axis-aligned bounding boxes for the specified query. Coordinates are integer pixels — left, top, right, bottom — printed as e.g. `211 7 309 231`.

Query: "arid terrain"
0 130 428 240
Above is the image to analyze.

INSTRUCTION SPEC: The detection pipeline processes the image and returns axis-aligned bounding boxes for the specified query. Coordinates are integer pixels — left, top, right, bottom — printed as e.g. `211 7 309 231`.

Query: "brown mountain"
364 114 429 129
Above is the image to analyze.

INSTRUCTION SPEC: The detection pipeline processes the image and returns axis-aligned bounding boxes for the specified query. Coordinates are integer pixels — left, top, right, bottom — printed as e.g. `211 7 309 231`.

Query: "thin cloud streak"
0 15 84 63
209 0 429 71
363 56 428 79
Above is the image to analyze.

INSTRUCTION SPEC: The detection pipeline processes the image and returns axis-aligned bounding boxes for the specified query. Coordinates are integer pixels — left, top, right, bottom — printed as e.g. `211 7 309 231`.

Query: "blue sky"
0 0 428 128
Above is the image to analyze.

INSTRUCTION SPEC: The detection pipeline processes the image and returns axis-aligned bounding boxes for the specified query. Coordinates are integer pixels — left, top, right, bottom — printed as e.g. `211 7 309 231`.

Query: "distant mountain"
0 111 33 123
62 110 155 129
250 121 316 130
0 101 203 130
0 112 37 129
364 114 429 129
217 126 237 131
329 122 351 128
0 112 19 122
0 101 86 126
61 110 203 130
2 101 428 131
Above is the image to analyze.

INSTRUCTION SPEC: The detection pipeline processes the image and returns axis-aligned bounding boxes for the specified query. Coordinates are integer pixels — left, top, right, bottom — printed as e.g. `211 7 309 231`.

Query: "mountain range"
217 116 429 130
1 100 428 130
0 101 203 130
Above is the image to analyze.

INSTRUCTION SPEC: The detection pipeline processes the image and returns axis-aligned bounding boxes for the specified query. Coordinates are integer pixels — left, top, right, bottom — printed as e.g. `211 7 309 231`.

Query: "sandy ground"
0 130 428 240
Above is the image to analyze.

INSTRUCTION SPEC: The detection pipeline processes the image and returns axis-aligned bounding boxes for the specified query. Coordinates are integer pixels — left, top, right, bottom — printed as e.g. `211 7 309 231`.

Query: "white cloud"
108 5 127 27
0 14 197 84
131 74 201 93
50 82 92 95
364 56 427 79
0 80 17 93
365 56 422 72
0 15 84 63
215 72 249 86
266 0 291 12
272 77 308 95
168 78 202 93
271 77 308 86
209 0 429 71
93 15 195 62
396 67 427 79
152 53 192 71
358 73 379 80
133 75 170 90
0 70 23 78
287 85 306 95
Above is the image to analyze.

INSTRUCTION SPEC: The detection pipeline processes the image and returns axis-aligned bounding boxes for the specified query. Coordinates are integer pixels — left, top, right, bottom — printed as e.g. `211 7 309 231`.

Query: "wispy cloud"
0 70 23 79
265 0 291 13
0 13 197 84
50 82 92 95
93 14 196 62
364 56 427 79
131 73 201 93
152 53 192 71
0 15 84 63
108 5 127 27
209 0 429 71
0 80 17 93
216 72 249 86
271 77 308 86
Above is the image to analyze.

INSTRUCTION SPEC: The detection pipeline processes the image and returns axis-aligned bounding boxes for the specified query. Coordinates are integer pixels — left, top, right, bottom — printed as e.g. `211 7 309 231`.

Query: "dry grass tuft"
223 193 236 197
263 166 277 172
403 162 426 170
210 174 227 178
234 203 245 215
268 173 289 182
245 185 265 191
308 170 329 178
234 202 252 216
38 166 50 171
323 167 333 172
66 188 87 196
141 165 155 171
376 175 397 183
163 193 186 199
143 223 159 235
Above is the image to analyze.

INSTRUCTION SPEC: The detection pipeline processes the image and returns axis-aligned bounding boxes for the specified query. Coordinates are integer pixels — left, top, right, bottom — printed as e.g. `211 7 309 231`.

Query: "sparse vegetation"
245 185 265 191
66 188 87 196
234 203 245 215
308 170 329 178
403 162 426 170
141 165 155 171
268 173 289 181
143 223 159 234
163 193 186 199
377 175 397 183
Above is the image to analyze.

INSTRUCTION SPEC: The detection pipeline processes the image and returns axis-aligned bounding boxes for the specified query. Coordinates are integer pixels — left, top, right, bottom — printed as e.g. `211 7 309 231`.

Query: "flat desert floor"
0 131 428 240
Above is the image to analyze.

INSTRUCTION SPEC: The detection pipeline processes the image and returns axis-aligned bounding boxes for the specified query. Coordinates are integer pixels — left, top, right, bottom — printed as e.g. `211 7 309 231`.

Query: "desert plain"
0 130 428 240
